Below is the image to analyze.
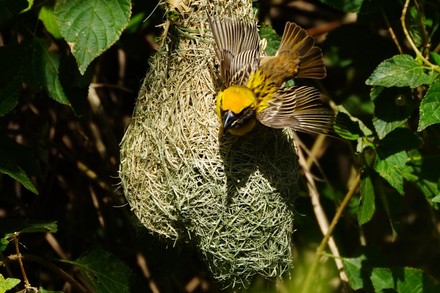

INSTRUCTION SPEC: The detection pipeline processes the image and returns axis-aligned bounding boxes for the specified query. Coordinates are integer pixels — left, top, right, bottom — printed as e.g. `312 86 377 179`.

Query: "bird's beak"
222 110 237 134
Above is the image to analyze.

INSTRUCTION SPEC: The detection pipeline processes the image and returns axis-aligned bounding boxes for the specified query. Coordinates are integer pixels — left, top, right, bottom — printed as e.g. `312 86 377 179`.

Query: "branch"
401 0 440 72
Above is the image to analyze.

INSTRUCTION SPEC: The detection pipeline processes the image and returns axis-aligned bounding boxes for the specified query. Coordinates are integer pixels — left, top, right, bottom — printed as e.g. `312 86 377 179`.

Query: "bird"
209 17 334 136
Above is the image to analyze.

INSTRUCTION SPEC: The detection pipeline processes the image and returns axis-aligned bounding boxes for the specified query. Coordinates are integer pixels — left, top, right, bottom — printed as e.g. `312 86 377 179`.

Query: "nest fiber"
119 0 301 286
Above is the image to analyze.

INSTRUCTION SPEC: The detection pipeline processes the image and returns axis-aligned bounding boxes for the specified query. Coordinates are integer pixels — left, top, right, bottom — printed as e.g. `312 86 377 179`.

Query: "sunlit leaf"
418 78 440 131
358 174 375 225
343 255 372 290
366 54 437 88
375 151 411 195
55 0 132 74
371 267 440 292
0 274 20 293
39 5 62 39
260 23 281 56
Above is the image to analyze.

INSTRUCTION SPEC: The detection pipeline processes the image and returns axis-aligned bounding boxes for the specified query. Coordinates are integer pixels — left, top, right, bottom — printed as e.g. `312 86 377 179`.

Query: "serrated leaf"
371 267 440 293
342 255 371 290
373 87 415 139
0 274 21 293
33 38 70 104
39 5 62 39
373 117 407 139
318 0 364 12
260 23 281 56
375 151 411 195
366 54 437 88
418 78 440 131
378 128 422 156
0 44 22 116
70 249 132 293
405 150 440 202
55 0 132 74
358 175 375 224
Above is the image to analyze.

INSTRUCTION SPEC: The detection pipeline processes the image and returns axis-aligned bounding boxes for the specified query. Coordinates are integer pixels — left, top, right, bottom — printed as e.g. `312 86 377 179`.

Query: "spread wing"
209 17 260 86
257 86 333 135
260 22 326 82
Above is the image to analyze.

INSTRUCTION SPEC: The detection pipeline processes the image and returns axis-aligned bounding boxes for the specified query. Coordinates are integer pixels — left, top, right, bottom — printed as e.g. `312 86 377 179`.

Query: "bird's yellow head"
216 85 258 136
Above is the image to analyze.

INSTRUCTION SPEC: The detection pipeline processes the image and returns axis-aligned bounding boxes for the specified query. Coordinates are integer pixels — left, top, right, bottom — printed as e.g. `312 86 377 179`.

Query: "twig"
6 253 89 293
13 233 32 290
301 169 361 293
382 9 403 54
293 134 351 293
401 0 440 72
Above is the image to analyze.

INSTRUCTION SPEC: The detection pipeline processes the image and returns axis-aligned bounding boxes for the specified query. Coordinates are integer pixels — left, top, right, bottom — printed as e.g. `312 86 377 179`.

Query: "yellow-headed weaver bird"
209 17 334 136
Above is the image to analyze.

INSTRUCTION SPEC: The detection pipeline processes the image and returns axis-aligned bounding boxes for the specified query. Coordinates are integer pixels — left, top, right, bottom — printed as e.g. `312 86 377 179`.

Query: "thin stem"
303 172 360 293
401 0 440 72
294 134 354 293
6 254 89 293
13 233 31 289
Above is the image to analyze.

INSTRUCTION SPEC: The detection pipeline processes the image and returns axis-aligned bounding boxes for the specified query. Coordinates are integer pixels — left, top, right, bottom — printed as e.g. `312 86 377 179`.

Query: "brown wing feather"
260 22 326 82
257 86 334 135
209 17 260 86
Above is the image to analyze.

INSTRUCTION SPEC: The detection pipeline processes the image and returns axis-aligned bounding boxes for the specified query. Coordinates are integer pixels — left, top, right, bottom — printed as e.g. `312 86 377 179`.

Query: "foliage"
0 0 439 292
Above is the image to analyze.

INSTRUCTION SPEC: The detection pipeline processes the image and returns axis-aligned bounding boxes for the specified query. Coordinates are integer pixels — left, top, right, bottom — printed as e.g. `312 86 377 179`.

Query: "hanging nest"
119 0 301 287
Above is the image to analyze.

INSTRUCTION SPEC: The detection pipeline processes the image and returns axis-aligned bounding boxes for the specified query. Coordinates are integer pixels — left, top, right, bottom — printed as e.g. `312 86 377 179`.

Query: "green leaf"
378 128 423 156
55 0 132 74
69 249 132 293
418 78 440 131
373 117 407 140
430 52 440 66
405 150 440 202
343 255 372 290
2 221 57 239
318 0 364 12
39 5 62 39
0 274 20 293
0 147 38 195
0 44 22 116
333 112 365 140
375 151 411 195
33 38 70 104
260 23 281 56
0 238 9 253
373 87 416 139
358 175 375 225
371 267 440 293
366 54 438 88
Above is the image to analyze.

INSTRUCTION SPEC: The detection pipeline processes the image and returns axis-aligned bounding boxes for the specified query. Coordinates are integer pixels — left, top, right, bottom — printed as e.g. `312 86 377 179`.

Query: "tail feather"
271 22 326 80
297 47 326 79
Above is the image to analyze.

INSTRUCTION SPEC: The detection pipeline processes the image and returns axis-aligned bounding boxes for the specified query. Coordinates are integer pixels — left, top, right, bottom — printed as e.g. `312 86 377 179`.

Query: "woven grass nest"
119 0 301 286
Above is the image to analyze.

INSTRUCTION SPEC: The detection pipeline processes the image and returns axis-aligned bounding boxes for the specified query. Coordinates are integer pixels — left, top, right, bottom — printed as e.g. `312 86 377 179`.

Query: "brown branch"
5 253 90 293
